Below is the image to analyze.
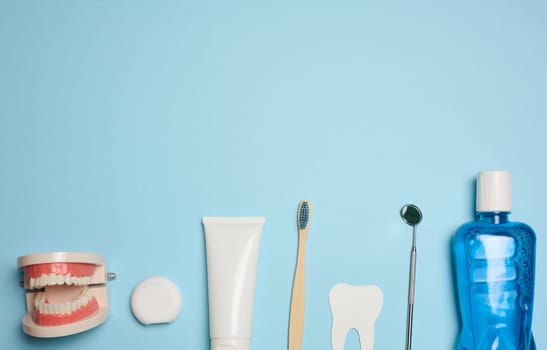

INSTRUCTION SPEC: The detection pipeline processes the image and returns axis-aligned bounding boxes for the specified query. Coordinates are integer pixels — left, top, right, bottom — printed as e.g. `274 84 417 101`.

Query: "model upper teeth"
34 288 94 315
29 273 92 289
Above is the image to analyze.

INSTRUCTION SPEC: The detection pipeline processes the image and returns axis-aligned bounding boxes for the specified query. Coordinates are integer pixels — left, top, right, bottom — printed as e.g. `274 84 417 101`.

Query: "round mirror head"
400 204 422 226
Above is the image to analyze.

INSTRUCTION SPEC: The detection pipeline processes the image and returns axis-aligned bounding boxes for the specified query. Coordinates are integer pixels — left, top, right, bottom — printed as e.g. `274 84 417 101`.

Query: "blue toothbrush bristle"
299 201 310 229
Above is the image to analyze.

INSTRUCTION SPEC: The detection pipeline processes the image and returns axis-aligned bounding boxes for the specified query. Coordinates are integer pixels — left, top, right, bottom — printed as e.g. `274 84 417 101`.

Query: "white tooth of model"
40 274 47 287
329 284 384 350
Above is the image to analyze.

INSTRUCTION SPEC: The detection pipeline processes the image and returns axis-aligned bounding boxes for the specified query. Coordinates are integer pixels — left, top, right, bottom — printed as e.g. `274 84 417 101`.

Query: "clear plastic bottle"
454 171 536 350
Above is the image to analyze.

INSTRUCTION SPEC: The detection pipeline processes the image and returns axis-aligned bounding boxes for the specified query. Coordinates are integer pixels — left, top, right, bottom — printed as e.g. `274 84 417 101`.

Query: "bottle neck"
477 212 510 224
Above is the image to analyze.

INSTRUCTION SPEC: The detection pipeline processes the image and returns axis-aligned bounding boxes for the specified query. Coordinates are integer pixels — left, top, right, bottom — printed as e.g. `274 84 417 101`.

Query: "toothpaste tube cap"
211 338 250 350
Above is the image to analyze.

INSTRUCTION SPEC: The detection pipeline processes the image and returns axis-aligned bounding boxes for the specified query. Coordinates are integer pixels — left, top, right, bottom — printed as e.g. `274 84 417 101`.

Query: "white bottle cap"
476 170 512 213
211 338 250 350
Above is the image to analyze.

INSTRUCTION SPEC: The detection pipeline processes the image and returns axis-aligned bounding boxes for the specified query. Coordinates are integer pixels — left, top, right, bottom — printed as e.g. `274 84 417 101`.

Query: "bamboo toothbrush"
288 199 312 350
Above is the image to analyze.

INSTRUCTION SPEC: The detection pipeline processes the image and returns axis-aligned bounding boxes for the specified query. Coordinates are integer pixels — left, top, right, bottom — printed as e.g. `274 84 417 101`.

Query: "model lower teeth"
34 288 93 315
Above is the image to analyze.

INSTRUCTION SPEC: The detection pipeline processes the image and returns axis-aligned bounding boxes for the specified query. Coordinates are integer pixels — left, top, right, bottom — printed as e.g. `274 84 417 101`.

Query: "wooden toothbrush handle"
289 233 307 350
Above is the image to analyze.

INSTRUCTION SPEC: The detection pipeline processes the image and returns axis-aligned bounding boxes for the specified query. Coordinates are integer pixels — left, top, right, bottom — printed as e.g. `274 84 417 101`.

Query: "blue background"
1 0 546 349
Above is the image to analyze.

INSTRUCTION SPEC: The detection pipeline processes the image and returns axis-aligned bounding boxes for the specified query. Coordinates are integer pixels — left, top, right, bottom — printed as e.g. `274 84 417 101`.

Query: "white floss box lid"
131 277 182 325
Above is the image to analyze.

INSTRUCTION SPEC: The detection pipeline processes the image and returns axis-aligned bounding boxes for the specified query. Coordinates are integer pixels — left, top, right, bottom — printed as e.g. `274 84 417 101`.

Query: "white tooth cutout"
329 284 384 350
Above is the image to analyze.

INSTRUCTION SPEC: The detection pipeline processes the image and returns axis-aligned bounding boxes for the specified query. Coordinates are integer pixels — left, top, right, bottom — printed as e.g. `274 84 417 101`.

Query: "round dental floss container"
131 277 182 325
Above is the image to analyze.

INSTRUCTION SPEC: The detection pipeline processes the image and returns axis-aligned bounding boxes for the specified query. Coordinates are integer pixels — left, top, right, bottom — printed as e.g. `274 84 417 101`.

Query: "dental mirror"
400 204 422 226
400 204 422 350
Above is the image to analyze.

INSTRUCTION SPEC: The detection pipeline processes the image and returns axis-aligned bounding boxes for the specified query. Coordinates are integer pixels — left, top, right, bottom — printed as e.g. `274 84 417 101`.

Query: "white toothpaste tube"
202 217 265 350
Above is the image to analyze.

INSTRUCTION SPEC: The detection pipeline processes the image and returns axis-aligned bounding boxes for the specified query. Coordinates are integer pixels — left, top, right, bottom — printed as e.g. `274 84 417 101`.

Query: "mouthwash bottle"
454 170 537 350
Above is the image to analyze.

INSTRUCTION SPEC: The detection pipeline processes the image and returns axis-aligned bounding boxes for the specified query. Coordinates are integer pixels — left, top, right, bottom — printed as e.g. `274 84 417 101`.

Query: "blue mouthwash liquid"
454 171 536 350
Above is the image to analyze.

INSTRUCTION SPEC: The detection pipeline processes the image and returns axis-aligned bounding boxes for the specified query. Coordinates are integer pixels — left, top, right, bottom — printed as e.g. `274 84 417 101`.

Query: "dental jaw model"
18 252 115 337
